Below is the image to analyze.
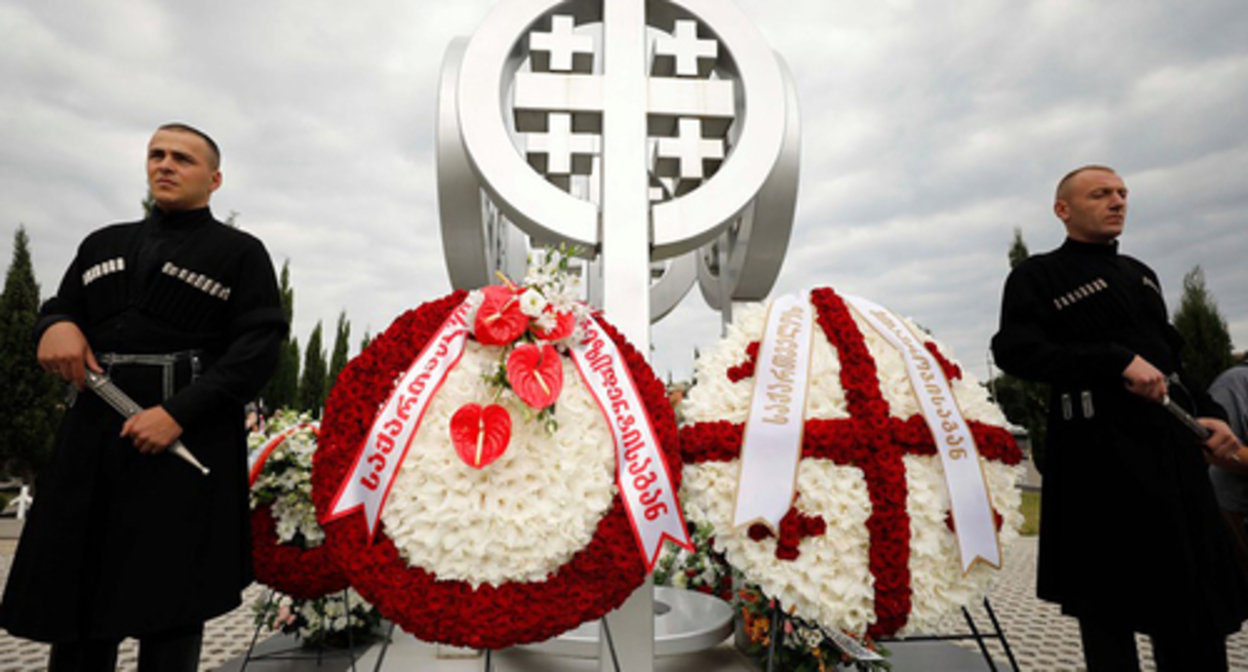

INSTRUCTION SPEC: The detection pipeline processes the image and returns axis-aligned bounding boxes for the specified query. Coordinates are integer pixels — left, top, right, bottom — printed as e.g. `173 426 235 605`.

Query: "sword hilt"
85 371 211 476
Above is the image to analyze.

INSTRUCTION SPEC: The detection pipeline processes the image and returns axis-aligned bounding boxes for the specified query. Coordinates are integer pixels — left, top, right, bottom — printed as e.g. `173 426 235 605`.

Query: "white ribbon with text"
733 293 816 532
843 294 1000 571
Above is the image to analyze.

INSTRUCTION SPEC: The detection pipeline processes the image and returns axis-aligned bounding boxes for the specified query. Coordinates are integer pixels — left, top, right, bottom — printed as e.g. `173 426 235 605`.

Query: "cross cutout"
525 112 598 176
654 117 724 184
653 19 717 78
529 15 594 73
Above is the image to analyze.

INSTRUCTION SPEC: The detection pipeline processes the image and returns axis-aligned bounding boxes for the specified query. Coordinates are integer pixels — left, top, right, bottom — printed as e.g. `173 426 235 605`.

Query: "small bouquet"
252 588 382 649
653 521 735 601
655 520 889 671
736 584 889 672
452 247 592 468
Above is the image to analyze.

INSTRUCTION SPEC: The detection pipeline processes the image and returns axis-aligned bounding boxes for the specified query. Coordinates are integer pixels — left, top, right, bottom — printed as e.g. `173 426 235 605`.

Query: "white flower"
533 310 558 334
518 288 548 318
523 266 552 289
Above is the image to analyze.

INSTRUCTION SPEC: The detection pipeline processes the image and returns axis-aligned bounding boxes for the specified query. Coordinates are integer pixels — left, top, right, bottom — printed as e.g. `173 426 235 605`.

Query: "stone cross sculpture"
436 1 800 669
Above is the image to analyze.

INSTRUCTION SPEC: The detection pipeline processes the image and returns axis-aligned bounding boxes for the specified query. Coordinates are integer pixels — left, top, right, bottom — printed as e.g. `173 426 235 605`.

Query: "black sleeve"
162 238 288 429
990 260 1135 387
32 247 88 343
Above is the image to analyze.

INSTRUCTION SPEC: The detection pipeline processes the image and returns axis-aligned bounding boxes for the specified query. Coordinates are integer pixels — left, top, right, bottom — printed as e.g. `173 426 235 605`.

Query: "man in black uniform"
992 165 1248 670
0 124 287 671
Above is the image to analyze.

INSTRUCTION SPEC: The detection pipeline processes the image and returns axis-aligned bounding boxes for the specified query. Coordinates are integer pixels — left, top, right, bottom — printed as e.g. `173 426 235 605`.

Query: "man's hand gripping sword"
85 370 211 476
1161 394 1241 463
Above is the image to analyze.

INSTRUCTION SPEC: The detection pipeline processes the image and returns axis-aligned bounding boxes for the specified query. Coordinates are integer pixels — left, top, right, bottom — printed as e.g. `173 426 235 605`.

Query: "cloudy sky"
2 0 1246 386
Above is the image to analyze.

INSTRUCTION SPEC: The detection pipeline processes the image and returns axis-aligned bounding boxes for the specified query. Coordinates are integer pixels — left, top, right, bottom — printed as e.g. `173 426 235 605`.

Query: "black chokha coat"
0 207 287 642
991 237 1248 636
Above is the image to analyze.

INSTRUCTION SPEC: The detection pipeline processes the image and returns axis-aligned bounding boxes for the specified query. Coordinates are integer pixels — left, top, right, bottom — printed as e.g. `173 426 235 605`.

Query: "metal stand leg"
982 599 1021 672
961 606 997 672
601 618 624 672
372 622 397 672
240 587 278 671
765 600 784 672
344 588 358 672
877 597 1019 672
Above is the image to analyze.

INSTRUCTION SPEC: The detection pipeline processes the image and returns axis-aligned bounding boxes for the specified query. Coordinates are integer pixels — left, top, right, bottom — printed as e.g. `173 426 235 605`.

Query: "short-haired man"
991 166 1248 670
0 124 287 671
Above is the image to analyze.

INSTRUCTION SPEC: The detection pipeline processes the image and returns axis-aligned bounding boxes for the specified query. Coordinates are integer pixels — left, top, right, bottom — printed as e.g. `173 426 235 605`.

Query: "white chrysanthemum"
681 295 1022 636
380 341 618 587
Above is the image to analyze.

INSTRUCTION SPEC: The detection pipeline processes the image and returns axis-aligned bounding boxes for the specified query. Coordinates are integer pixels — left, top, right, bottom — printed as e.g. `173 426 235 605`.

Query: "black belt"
98 349 202 400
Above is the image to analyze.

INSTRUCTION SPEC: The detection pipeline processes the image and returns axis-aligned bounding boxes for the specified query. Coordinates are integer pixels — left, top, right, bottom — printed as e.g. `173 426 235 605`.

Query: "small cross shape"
525 112 598 176
529 15 594 73
654 117 724 185
653 20 717 78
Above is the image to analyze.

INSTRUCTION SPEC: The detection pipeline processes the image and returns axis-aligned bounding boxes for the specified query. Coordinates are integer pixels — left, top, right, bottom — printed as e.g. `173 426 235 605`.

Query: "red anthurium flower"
506 343 563 410
450 403 512 469
533 309 575 341
474 285 527 345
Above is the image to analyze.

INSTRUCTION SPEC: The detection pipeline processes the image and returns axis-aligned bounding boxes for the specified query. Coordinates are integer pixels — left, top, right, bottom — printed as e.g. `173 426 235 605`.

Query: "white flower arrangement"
681 300 1024 637
379 340 619 587
253 587 381 647
249 409 324 548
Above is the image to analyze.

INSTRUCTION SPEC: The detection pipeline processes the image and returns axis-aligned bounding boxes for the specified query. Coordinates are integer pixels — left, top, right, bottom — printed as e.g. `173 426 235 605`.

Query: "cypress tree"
261 260 300 410
0 227 63 482
328 311 350 392
298 321 328 416
1173 265 1234 393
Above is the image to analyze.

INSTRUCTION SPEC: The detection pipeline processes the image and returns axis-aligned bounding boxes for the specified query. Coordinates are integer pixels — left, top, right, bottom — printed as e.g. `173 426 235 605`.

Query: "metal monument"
436 0 801 669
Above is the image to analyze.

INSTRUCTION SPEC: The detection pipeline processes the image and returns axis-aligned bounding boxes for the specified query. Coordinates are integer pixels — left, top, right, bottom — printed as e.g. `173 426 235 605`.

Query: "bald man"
0 124 287 672
991 165 1248 671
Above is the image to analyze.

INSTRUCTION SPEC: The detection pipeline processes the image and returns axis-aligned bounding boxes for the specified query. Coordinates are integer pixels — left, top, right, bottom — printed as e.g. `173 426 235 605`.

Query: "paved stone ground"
923 538 1248 671
0 548 266 671
3 535 1248 670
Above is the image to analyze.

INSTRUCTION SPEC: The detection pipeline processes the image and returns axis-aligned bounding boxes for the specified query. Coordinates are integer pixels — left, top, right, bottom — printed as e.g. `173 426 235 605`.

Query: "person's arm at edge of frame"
34 244 102 391
1206 373 1248 474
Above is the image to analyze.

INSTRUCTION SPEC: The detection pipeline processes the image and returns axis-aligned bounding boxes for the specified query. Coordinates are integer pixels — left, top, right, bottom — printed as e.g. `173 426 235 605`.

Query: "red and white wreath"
312 255 687 650
678 287 1023 639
